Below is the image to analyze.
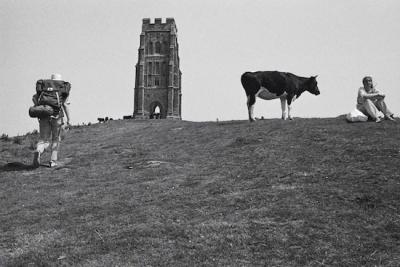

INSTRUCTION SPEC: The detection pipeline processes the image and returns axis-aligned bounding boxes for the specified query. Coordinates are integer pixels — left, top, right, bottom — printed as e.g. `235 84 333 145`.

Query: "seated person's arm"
359 88 384 99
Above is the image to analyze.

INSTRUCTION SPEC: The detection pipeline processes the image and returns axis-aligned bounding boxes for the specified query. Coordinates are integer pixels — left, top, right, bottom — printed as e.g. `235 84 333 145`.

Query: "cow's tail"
241 72 259 95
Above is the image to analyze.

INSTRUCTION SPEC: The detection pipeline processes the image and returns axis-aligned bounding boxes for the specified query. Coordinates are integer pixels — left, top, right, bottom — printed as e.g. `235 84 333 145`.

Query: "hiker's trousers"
357 98 393 120
36 117 63 161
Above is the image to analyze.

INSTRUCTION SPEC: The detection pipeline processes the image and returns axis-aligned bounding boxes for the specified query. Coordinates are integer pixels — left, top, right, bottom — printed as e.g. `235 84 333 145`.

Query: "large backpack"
35 79 71 116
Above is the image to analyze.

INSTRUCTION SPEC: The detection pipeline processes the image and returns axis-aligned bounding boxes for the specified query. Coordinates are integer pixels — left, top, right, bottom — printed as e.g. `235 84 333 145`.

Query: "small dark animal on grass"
241 71 320 121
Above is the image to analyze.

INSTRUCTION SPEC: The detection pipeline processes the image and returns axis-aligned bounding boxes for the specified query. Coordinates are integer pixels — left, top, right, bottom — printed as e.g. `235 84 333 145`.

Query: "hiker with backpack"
29 73 71 168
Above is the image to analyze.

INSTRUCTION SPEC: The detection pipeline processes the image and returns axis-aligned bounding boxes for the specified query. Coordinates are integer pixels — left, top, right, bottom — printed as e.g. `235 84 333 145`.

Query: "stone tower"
133 18 182 119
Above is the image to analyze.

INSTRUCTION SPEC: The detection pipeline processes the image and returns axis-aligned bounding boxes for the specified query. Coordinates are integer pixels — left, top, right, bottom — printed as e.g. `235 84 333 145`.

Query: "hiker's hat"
51 73 62 80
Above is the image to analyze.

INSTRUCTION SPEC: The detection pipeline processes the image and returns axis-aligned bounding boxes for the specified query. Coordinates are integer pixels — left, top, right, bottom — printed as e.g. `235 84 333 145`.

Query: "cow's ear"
313 75 318 79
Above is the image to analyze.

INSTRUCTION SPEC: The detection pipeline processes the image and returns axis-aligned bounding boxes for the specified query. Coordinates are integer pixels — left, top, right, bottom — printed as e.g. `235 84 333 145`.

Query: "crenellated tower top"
141 18 177 33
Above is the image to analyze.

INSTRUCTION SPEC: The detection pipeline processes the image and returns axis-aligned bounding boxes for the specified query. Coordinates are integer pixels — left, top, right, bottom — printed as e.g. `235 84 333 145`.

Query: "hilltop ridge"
1 118 400 266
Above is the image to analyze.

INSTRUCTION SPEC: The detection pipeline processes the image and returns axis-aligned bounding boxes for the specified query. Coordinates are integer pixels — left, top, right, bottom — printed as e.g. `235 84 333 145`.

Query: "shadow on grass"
1 162 35 172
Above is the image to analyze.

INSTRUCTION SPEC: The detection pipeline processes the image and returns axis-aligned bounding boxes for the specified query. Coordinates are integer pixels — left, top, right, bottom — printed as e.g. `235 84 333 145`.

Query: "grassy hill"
1 118 400 266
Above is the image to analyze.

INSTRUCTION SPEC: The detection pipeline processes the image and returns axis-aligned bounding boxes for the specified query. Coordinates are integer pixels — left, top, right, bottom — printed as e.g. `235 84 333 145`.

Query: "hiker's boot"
385 114 395 121
49 160 58 168
33 152 40 168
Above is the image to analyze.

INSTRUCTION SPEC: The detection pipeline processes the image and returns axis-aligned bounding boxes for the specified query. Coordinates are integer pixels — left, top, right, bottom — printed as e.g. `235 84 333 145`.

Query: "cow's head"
306 76 320 95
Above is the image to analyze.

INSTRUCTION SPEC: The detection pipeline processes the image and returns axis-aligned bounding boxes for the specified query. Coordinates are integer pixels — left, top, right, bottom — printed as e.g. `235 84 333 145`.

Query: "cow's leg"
287 95 296 120
247 94 256 122
288 105 293 120
280 96 287 120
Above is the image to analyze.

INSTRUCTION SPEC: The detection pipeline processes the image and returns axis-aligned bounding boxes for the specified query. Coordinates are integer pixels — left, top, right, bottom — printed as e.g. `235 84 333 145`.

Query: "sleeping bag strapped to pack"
29 105 55 118
29 79 71 118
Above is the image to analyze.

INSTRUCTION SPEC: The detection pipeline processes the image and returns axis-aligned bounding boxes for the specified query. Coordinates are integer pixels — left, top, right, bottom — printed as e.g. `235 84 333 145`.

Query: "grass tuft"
1 133 10 142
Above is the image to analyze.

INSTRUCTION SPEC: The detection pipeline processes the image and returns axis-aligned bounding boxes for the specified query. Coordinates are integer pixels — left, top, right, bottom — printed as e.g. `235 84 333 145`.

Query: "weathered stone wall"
144 88 168 118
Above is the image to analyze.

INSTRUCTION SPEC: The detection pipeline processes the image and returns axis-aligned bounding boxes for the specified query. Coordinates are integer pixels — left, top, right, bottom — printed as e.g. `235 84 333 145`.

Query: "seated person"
357 76 395 122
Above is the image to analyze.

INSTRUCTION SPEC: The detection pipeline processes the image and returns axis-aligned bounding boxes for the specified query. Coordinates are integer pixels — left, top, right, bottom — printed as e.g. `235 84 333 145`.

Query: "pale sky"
1 0 400 136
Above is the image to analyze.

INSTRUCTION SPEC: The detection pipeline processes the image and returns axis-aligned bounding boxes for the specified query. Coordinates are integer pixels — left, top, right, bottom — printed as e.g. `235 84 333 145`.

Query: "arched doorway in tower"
149 101 163 119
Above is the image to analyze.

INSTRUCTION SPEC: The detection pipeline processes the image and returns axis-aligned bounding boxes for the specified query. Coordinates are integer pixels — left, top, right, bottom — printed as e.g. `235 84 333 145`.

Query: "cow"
97 117 110 123
241 71 320 122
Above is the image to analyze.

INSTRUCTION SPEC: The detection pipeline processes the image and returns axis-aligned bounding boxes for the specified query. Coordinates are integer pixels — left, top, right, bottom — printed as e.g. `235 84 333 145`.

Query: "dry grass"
1 117 400 266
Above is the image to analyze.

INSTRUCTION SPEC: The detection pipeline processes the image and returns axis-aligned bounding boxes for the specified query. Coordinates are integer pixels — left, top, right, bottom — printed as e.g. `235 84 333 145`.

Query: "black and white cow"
241 71 320 121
